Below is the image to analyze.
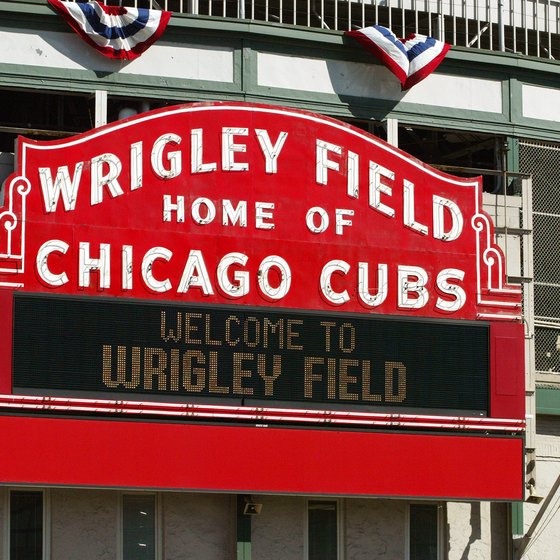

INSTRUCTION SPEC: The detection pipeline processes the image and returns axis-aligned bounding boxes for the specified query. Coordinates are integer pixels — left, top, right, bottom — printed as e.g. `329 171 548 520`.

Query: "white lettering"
191 128 217 173
163 195 185 223
217 252 249 298
222 200 247 227
436 268 466 312
258 255 291 300
91 154 124 206
255 202 274 230
178 249 214 295
79 242 110 289
151 133 182 179
358 262 388 307
142 247 172 293
39 163 83 213
335 208 354 235
347 150 359 198
398 265 429 309
255 129 288 174
306 207 329 233
122 245 133 291
316 140 341 185
36 240 69 286
320 260 350 305
403 179 428 235
130 141 143 190
369 161 395 218
222 128 249 171
192 197 216 225
433 195 464 242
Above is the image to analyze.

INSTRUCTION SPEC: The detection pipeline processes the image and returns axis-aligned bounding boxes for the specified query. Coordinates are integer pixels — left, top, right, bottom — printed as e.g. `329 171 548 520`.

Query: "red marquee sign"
0 102 525 499
1 102 520 319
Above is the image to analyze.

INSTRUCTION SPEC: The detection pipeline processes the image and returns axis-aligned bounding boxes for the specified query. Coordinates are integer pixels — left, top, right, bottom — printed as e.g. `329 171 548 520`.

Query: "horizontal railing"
44 0 560 59
0 394 527 433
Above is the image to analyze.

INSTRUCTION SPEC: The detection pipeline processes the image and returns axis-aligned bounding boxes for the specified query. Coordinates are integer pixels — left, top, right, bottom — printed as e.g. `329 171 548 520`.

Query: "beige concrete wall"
49 489 236 559
345 498 406 559
252 495 306 560
0 488 515 558
252 496 407 560
5 489 235 560
163 492 235 560
50 489 118 560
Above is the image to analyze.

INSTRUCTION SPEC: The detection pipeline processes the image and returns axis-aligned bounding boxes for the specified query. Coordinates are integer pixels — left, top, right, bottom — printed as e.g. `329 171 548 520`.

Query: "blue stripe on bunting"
406 37 437 62
373 25 408 57
345 24 450 89
77 3 149 40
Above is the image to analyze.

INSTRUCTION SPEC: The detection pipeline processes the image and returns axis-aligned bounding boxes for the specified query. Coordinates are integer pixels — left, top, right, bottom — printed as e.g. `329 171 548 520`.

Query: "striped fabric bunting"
346 25 450 90
47 0 172 60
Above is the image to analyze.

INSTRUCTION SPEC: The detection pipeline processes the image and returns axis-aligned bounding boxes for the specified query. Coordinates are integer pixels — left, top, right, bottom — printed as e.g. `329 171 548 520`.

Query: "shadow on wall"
456 502 482 560
491 503 509 559
450 502 509 560
325 41 403 123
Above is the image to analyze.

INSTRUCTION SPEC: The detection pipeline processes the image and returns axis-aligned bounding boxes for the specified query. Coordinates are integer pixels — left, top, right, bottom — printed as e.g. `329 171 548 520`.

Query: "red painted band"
0 415 523 500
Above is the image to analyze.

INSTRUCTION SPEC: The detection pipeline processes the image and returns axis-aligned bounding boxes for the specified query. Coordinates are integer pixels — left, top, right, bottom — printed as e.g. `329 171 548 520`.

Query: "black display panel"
12 294 489 415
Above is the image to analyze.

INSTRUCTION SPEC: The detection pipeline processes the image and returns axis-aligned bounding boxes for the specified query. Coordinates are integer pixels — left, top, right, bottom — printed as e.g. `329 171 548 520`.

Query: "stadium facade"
0 1 559 558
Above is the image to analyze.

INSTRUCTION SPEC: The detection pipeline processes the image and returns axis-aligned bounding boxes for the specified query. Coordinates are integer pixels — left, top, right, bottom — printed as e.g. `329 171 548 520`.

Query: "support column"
385 118 398 147
237 495 252 560
94 90 107 128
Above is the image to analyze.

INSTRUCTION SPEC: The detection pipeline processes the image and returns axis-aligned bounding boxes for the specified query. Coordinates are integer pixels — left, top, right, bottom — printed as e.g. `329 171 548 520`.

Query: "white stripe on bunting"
48 0 171 60
346 25 450 90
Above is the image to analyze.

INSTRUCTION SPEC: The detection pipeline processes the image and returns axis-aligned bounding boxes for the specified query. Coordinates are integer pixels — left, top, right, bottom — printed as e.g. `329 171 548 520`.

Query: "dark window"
0 89 94 152
409 504 439 560
398 125 506 193
308 500 338 560
122 494 156 560
10 490 43 560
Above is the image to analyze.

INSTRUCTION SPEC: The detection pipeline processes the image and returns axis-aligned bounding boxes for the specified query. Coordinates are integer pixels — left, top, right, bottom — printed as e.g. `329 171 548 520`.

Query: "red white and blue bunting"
47 0 172 60
346 25 450 90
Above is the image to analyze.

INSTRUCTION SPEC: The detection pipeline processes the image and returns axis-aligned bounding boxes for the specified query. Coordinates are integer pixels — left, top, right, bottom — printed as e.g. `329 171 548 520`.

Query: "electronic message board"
13 294 489 415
